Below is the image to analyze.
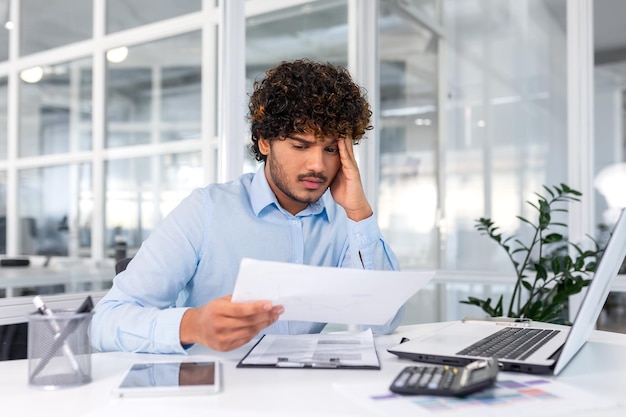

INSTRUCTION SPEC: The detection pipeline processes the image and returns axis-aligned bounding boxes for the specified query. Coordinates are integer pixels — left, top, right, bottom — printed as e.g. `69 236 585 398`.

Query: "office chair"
115 257 133 275
0 323 28 361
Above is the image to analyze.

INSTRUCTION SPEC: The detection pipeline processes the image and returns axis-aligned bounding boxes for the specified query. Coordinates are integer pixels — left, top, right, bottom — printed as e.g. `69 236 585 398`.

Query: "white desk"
1 322 625 417
0 264 113 298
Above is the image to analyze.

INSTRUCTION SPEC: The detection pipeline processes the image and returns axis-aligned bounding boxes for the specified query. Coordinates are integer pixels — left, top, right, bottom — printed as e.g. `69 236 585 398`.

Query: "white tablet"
112 359 221 398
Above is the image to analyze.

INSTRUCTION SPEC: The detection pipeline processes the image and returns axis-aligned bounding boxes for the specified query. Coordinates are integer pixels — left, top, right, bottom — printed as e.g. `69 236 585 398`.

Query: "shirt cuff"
347 213 383 250
154 307 190 354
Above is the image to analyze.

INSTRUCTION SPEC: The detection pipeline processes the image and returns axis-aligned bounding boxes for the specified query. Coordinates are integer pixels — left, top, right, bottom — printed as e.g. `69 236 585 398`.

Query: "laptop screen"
553 209 626 375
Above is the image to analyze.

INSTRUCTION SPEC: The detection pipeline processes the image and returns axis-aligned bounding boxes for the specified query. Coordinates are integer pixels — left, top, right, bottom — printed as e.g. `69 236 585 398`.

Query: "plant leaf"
542 233 563 244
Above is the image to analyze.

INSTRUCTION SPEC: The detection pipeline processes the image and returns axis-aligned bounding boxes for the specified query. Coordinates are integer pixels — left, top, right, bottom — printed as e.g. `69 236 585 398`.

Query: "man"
90 59 402 354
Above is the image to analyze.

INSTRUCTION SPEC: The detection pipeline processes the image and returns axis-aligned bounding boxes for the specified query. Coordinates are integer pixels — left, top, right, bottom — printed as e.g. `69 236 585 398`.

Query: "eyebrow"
285 135 315 145
285 135 337 146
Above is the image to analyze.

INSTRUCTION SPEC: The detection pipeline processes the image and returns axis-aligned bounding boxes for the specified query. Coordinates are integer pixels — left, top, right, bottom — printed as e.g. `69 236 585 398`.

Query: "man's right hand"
179 295 284 352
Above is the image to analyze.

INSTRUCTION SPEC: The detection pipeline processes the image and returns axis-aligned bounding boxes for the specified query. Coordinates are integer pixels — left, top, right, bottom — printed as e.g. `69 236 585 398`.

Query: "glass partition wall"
0 0 209 292
593 0 626 331
377 0 440 271
441 0 569 272
104 31 203 255
0 0 620 330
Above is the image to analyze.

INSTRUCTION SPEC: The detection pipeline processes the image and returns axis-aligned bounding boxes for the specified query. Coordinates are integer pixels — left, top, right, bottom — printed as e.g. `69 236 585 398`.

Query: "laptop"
388 208 626 375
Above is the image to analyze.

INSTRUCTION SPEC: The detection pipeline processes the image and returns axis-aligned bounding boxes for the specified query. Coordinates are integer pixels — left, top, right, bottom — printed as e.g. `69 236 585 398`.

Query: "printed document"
239 329 379 368
232 258 434 325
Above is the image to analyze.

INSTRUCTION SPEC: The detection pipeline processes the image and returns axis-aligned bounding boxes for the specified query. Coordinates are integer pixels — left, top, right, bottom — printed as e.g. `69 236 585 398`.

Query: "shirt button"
291 219 299 225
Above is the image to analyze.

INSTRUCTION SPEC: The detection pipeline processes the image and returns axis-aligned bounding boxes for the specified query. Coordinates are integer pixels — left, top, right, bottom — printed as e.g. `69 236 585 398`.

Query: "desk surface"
1 322 625 417
0 263 113 298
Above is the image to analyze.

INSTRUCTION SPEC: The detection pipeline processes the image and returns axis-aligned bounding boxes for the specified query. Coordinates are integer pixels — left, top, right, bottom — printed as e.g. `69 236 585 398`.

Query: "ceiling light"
106 46 129 64
20 66 44 83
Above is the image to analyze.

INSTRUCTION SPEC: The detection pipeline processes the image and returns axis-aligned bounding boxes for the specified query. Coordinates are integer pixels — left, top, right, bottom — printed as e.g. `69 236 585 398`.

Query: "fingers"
331 138 372 221
338 137 357 172
188 295 284 352
222 295 283 320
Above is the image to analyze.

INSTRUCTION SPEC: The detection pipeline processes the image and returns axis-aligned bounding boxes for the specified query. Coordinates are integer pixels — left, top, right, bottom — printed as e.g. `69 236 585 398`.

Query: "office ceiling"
7 1 626 64
6 0 626 89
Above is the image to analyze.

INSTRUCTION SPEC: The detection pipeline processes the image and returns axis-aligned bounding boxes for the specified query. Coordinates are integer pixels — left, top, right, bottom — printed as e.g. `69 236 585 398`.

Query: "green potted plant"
461 184 603 324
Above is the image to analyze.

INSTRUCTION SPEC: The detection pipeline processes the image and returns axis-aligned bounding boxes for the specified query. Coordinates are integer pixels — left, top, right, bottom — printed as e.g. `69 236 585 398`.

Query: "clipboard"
236 330 381 370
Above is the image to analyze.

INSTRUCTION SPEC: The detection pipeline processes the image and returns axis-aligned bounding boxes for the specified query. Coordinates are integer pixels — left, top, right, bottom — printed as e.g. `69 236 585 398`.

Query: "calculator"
389 357 499 397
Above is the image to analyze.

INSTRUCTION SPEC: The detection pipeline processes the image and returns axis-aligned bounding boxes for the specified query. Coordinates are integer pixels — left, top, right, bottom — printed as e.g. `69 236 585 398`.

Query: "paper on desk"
239 329 379 368
231 258 434 325
335 373 619 417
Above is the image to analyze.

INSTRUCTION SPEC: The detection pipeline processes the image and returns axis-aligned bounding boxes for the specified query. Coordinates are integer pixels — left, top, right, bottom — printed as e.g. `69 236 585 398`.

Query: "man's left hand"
330 138 373 222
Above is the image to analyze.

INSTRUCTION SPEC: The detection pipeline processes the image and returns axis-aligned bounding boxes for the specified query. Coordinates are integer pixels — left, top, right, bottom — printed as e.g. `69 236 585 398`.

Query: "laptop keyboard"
456 327 560 360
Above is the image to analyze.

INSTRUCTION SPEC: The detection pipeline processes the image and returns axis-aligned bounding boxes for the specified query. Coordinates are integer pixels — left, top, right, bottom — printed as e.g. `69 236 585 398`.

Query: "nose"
305 148 325 172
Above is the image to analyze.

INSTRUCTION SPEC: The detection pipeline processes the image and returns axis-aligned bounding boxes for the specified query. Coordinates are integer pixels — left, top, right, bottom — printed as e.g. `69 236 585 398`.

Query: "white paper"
231 258 434 325
240 329 379 368
335 373 619 417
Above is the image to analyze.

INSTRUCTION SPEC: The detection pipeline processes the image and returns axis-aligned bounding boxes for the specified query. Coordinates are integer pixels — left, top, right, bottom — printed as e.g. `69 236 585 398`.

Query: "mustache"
297 172 328 182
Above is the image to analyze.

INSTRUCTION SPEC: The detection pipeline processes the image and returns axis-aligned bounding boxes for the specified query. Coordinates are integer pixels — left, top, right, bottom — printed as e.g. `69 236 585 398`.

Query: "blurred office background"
0 0 625 331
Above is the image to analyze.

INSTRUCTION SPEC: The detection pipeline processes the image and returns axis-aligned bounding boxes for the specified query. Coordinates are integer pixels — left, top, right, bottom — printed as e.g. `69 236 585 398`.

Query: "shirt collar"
250 165 331 222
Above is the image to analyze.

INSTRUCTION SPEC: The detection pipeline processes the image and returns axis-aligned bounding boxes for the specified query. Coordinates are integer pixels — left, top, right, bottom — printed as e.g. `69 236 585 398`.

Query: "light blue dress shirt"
90 166 403 354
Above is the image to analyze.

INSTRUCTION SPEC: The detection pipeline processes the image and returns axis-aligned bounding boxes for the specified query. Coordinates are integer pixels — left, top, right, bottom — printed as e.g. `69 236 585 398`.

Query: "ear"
258 138 270 156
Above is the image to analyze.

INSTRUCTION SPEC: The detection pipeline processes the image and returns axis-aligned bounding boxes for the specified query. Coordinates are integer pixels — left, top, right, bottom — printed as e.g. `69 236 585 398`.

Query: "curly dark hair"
248 59 373 162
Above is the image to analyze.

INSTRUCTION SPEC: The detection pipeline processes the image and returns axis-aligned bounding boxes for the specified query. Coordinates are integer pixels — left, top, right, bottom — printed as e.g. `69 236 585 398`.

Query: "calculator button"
418 368 434 387
428 372 442 388
441 371 455 388
408 371 422 386
393 370 411 387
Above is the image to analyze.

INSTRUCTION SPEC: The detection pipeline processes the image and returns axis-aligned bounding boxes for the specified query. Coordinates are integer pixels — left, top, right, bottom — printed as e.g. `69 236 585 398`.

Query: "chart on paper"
335 373 619 417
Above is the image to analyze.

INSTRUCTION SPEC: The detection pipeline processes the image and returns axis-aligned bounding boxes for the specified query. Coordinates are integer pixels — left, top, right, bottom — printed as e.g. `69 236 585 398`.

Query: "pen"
276 357 340 368
461 316 532 327
32 296 83 376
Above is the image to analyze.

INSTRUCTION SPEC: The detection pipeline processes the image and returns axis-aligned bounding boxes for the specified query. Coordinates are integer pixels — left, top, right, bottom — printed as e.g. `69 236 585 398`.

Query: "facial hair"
267 150 329 206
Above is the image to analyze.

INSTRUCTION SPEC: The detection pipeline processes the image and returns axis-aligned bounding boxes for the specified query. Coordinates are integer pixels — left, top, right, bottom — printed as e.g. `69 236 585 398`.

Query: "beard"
266 151 329 206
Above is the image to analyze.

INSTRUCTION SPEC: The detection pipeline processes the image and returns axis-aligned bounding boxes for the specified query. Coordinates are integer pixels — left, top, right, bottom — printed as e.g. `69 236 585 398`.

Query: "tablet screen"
115 361 220 397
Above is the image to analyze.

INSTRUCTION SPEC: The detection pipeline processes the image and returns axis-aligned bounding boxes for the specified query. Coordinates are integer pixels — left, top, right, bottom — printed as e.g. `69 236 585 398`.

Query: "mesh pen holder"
27 310 93 389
